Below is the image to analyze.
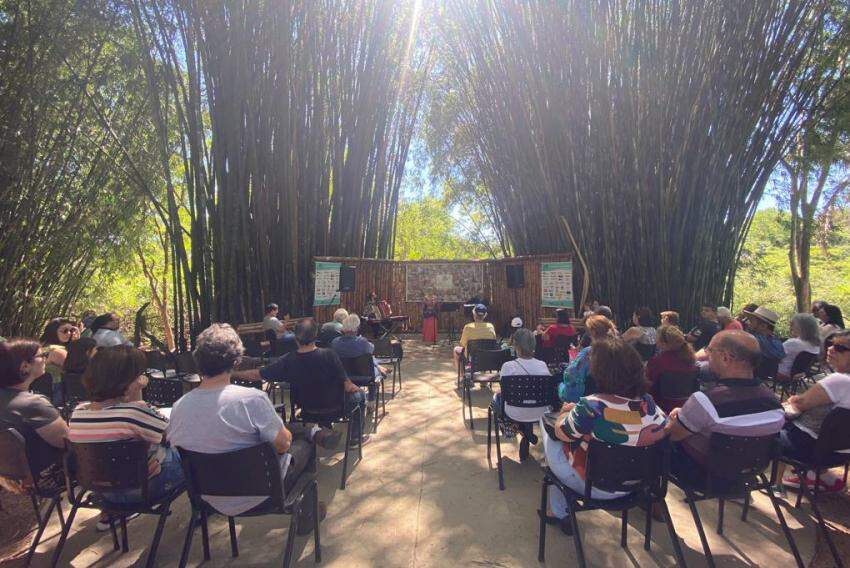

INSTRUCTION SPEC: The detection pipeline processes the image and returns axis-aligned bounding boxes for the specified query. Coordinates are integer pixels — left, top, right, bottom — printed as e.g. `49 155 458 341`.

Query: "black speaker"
506 264 525 289
339 265 356 292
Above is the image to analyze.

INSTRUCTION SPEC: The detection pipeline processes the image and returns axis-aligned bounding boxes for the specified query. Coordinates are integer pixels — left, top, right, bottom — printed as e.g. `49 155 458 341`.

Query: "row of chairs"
0 431 321 568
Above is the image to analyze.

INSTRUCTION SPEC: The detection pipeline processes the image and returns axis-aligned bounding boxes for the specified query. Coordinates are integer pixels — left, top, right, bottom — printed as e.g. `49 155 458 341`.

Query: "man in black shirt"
687 305 721 352
260 318 367 443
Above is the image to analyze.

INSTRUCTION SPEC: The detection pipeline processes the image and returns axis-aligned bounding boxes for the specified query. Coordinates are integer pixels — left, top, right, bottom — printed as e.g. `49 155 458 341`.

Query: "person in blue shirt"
331 314 386 379
742 306 786 362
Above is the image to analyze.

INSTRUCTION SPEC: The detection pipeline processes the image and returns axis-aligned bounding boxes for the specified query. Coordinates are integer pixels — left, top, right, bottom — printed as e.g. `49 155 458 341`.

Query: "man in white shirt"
262 303 285 335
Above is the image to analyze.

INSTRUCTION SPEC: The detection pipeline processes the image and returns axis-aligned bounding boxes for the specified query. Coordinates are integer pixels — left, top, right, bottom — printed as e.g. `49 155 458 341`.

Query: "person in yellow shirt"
454 304 497 365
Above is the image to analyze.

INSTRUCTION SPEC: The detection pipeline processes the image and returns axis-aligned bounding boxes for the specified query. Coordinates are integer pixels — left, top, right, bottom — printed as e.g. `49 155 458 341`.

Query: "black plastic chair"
656 369 699 412
316 329 342 348
289 381 363 490
143 377 185 407
780 407 850 568
487 374 557 489
669 434 803 568
766 350 819 400
755 355 780 383
457 338 500 388
341 353 386 433
50 439 185 568
538 439 686 568
373 337 401 396
463 348 512 430
540 335 573 370
176 443 320 568
0 428 66 566
60 372 88 419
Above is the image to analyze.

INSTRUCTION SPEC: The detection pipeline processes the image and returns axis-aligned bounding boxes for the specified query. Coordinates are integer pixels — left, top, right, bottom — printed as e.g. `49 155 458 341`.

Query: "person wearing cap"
742 306 785 364
717 307 743 331
454 304 497 362
540 309 578 349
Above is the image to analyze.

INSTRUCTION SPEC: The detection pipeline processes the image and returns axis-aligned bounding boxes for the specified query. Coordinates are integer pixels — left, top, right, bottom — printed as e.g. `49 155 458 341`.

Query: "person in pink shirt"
718 307 743 331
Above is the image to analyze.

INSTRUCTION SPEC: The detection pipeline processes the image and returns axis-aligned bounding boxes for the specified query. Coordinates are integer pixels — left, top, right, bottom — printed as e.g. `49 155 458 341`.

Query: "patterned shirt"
69 401 167 445
559 393 668 480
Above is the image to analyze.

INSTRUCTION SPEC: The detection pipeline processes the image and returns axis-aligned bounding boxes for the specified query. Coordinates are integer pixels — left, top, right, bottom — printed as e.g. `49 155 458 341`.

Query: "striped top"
69 401 168 446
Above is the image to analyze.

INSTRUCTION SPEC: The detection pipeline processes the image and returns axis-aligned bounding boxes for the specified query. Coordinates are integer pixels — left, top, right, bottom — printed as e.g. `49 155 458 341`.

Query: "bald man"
666 331 784 485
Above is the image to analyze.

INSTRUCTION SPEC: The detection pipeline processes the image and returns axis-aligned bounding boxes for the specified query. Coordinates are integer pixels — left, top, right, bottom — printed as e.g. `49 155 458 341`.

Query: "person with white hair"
330 314 386 379
776 313 821 381
321 308 349 336
717 307 743 331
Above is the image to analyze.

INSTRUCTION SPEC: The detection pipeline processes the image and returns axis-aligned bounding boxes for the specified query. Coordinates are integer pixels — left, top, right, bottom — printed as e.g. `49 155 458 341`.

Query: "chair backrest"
241 335 264 358
67 439 150 499
706 433 777 481
814 407 850 462
175 351 198 374
0 429 34 487
316 329 342 348
790 350 819 377
145 350 172 372
341 353 374 378
142 377 185 407
499 375 558 408
657 370 699 400
471 348 512 374
177 443 283 510
755 356 780 381
584 439 667 498
372 338 395 358
231 377 263 390
634 342 657 362
467 339 499 355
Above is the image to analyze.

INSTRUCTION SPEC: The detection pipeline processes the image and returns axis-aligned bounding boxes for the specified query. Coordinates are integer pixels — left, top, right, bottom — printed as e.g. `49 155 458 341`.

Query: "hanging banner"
541 261 573 308
313 261 341 306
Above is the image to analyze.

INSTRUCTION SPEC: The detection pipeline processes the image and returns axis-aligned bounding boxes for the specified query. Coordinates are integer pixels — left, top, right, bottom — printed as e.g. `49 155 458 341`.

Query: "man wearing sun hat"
742 306 785 364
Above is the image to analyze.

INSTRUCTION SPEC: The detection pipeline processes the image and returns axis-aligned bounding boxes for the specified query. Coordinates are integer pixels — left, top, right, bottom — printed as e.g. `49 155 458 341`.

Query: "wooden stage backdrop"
312 254 576 334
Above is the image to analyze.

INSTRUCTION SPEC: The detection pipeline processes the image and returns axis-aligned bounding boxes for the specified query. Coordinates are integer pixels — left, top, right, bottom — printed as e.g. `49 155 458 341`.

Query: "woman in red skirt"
422 294 439 344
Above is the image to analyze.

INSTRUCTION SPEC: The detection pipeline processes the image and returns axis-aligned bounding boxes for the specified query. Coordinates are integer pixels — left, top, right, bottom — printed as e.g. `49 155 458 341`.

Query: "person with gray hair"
776 313 821 381
490 328 551 461
167 323 337 530
331 314 387 380
321 308 349 336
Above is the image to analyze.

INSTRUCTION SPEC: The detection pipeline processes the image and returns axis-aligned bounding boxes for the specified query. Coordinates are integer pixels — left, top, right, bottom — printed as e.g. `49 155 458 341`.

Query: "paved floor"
16 339 818 567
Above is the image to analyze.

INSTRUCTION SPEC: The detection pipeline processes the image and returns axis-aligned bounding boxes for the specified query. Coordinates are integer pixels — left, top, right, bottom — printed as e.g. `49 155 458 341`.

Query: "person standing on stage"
422 294 439 344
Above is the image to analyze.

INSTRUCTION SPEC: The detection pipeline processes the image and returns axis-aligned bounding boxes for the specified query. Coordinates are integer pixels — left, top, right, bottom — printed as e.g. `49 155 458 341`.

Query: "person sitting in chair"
491 329 550 461
168 324 337 527
321 308 349 336
741 306 786 374
331 314 387 380
645 325 698 412
665 331 784 488
453 304 496 366
543 338 667 534
776 313 821 382
540 309 578 349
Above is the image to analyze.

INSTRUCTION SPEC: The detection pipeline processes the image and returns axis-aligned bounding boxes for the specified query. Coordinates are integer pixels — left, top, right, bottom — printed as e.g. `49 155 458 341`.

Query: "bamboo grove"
128 0 428 341
438 0 843 324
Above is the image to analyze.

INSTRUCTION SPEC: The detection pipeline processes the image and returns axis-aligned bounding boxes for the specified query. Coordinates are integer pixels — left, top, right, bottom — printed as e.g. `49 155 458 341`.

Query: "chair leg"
228 516 239 557
494 417 505 490
48 502 79 568
644 497 652 551
765 484 805 568
741 492 751 522
685 495 715 568
145 507 171 568
568 502 587 568
55 499 65 531
717 497 725 535
660 499 688 567
358 410 363 461
620 508 628 548
538 479 548 562
486 406 493 464
282 502 300 568
178 512 197 568
200 509 211 561
30 494 44 528
312 481 321 563
467 384 475 431
120 514 129 553
801 478 844 568
25 496 57 566
109 515 120 550
341 419 353 490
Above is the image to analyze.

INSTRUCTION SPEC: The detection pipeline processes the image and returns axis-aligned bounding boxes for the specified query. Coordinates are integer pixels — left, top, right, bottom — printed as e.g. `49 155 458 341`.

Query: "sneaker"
770 484 788 500
314 428 342 450
519 437 530 462
296 501 327 536
96 513 140 532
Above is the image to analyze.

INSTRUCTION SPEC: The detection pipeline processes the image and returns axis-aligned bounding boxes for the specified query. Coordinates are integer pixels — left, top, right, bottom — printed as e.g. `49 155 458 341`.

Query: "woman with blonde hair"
645 325 697 412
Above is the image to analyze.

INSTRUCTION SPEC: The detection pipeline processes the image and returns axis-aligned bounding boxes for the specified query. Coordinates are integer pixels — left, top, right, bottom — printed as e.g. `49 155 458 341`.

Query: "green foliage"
734 208 850 335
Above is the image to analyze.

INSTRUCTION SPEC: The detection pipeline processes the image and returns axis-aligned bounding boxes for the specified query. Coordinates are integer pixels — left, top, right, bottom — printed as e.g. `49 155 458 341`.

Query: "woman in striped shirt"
69 345 183 503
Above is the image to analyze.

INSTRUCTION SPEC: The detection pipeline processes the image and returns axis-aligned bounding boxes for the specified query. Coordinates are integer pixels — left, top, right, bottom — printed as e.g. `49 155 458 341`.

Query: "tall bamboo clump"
442 0 836 324
131 0 428 335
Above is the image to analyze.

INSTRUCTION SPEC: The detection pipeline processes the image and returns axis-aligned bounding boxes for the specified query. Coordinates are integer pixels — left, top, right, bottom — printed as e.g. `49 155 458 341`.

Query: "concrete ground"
6 339 826 567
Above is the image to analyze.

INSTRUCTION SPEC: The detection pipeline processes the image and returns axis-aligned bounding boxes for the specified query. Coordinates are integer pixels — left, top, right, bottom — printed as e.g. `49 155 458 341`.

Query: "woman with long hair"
645 325 698 412
816 304 845 341
40 317 80 405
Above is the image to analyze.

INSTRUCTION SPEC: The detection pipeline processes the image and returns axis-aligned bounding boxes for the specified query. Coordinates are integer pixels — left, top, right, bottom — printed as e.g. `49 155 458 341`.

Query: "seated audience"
168 324 335 524
505 316 523 346
63 338 98 375
717 307 743 331
741 306 786 372
737 303 759 329
559 315 616 402
0 339 68 492
686 305 721 352
660 310 680 329
454 304 497 363
646 325 698 412
90 312 131 348
331 314 386 379
262 303 289 335
815 303 845 343
543 338 667 534
666 331 784 487
40 317 80 405
321 308 349 336
490 329 550 461
775 330 850 494
579 305 615 347
68 346 183 503
259 319 367 445
622 307 657 347
541 309 577 348
776 313 821 381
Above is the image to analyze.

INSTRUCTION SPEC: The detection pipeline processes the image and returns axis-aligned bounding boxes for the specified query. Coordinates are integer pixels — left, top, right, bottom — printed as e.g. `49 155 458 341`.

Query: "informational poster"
541 261 573 308
313 261 341 306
